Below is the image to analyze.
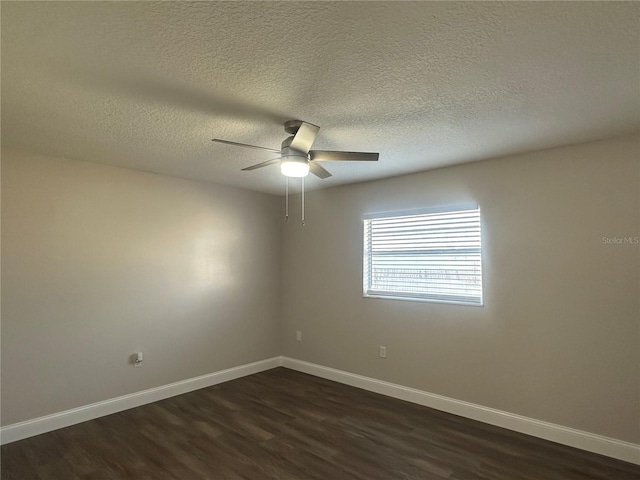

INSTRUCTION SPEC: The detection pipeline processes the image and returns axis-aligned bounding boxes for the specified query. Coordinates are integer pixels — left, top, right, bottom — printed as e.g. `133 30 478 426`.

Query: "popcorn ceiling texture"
2 2 639 195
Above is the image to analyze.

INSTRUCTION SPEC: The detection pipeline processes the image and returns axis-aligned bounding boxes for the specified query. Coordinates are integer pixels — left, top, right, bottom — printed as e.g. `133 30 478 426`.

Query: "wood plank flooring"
2 367 639 479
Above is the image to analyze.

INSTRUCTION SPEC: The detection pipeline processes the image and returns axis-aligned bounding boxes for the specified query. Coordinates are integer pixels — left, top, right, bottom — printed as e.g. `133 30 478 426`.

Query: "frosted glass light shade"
281 159 310 177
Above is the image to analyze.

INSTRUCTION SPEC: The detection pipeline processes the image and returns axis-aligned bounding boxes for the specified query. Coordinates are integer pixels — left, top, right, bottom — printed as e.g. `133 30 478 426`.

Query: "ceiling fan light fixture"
214 120 378 181
280 157 309 177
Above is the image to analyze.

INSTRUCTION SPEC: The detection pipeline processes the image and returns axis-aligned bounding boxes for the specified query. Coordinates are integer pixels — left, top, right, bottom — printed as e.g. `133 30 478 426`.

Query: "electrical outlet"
379 346 387 358
296 331 302 342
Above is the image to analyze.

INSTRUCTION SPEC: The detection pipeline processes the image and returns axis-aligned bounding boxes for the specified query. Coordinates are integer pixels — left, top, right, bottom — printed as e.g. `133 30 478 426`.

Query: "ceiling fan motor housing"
280 146 308 163
281 136 309 159
280 131 309 177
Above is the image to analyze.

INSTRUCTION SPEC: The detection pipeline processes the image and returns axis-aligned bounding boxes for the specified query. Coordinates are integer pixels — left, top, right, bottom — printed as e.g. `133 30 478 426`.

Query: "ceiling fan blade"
212 138 281 154
309 150 379 162
309 162 332 179
289 122 320 154
241 158 281 171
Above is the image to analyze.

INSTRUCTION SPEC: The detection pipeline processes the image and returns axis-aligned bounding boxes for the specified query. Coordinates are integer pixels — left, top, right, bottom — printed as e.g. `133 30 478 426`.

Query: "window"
363 204 483 305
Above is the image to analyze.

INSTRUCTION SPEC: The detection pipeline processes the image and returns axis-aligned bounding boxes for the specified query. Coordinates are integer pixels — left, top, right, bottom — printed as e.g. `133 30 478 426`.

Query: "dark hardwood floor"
2 367 639 479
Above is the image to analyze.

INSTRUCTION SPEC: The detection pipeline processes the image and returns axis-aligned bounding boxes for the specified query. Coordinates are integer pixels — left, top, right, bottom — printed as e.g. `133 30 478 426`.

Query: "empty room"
1 2 639 479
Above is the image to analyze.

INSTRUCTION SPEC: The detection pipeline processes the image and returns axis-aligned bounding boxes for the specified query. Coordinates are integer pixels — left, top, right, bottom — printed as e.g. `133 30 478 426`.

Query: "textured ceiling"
2 2 639 195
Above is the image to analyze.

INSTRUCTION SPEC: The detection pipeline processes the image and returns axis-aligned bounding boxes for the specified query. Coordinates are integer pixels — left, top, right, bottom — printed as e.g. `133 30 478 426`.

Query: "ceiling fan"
212 120 379 179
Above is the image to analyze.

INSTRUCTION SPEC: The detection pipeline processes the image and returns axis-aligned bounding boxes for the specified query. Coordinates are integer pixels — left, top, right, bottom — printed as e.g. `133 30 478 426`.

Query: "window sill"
363 292 483 307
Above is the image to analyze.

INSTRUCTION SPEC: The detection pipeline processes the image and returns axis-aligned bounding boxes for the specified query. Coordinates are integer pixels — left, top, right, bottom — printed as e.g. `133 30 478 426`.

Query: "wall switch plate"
296 331 302 342
379 346 387 358
134 352 143 367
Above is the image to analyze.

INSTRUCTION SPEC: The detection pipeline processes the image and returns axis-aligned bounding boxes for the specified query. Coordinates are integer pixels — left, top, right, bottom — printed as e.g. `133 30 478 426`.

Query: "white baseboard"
0 356 281 445
281 357 640 465
4 356 638 466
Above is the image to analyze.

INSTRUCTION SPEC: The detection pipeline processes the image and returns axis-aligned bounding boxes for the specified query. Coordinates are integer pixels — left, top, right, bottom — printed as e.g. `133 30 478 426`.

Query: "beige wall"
3 135 639 445
1 151 282 425
281 134 640 443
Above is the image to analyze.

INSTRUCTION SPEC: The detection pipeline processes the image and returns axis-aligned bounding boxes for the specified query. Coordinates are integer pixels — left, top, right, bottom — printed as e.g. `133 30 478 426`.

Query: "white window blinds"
363 204 483 305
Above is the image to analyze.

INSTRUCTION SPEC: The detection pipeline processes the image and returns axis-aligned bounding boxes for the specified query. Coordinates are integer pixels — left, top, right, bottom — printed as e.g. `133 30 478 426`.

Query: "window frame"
362 203 483 306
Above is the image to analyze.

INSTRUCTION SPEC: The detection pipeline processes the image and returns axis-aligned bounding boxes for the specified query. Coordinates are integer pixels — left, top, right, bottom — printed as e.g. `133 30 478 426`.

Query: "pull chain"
301 176 305 226
285 177 289 222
